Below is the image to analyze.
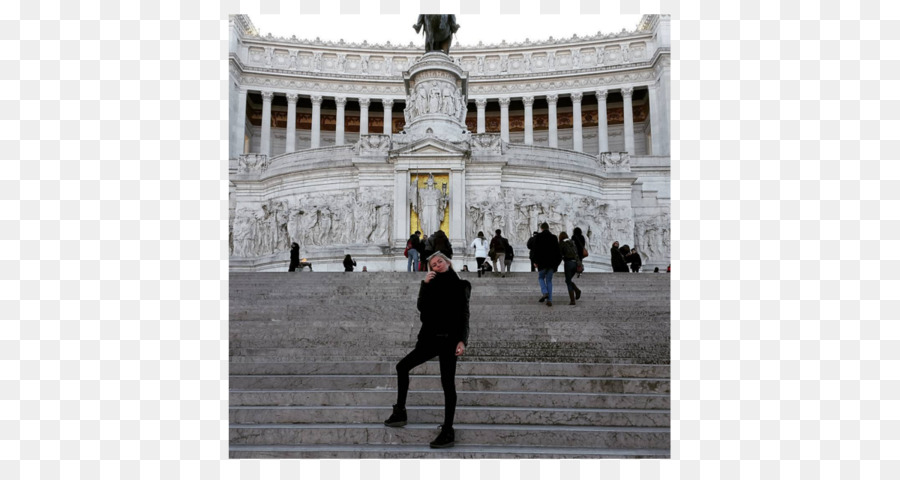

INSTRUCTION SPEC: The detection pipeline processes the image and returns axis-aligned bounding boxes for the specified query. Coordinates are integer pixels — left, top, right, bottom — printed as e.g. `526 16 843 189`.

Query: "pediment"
390 136 471 157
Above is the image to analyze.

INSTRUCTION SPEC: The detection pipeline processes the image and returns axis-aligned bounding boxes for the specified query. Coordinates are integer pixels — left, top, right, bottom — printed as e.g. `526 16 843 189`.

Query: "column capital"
498 97 511 108
475 98 487 108
595 89 608 100
570 92 583 103
335 96 347 107
522 96 535 107
261 91 274 102
286 93 298 103
311 95 323 106
546 94 558 104
621 87 634 98
358 97 371 108
382 98 394 109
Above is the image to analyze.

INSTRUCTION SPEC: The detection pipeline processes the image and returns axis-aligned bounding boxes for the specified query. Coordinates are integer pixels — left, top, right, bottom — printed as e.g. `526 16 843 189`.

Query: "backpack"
404 240 411 258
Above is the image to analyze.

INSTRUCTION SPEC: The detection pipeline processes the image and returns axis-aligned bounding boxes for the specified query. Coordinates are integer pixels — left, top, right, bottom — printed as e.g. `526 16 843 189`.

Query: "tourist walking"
526 230 538 272
572 227 587 277
532 222 562 306
407 231 421 272
343 254 357 272
469 231 489 277
559 232 582 305
628 248 643 273
422 233 435 269
489 229 508 277
610 241 628 272
383 252 471 449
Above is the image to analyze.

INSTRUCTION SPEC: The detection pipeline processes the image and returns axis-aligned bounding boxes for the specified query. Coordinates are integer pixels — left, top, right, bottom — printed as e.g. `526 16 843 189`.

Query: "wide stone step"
229 305 671 321
230 405 669 427
230 389 670 410
229 349 670 365
228 361 670 378
229 374 670 394
229 443 670 459
229 423 671 450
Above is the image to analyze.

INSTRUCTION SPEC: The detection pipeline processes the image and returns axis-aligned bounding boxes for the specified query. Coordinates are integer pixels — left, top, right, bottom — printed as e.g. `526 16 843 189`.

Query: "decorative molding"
498 97 511 108
571 92 583 102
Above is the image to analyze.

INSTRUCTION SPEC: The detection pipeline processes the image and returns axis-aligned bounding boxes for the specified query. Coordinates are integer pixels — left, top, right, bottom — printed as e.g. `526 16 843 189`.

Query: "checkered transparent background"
6 0 894 478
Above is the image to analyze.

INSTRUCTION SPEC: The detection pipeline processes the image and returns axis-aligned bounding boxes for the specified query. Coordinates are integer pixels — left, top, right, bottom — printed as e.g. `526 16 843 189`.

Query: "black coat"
572 233 587 259
611 246 628 272
416 270 470 346
289 245 300 268
343 257 357 272
532 230 562 270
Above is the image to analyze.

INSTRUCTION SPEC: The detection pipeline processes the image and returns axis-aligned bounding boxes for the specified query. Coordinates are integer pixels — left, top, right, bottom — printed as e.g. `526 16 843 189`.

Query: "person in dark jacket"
571 227 587 277
433 230 453 259
532 222 562 306
342 254 357 272
407 231 421 272
526 230 538 272
288 242 300 272
559 232 581 305
610 241 628 272
422 233 435 270
384 252 471 449
628 248 642 273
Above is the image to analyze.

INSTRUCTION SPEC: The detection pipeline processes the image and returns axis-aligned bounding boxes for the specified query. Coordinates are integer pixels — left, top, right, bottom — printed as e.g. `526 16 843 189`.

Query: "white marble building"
229 14 671 272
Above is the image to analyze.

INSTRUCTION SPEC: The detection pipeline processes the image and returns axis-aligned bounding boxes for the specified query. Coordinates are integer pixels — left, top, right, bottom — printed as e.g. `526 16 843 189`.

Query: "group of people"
468 230 514 277
406 230 453 272
524 223 588 306
609 241 643 273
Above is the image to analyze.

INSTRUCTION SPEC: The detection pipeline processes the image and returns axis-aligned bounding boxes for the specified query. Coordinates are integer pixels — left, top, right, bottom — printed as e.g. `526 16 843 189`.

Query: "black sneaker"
429 424 455 448
383 404 407 427
538 294 548 303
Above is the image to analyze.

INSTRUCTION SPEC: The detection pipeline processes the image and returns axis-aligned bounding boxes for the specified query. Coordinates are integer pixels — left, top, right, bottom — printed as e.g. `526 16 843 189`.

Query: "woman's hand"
455 341 465 356
424 271 436 283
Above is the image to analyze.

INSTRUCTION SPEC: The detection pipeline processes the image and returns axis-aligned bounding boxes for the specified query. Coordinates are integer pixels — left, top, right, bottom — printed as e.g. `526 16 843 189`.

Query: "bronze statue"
413 15 460 55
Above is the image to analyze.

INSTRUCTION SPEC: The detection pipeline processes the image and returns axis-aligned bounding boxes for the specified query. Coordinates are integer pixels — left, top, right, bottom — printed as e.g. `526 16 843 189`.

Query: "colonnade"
230 84 670 160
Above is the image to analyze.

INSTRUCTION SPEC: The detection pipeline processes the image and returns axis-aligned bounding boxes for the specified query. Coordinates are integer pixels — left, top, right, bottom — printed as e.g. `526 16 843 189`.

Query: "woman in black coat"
342 254 357 272
384 252 470 449
288 242 300 272
572 227 587 277
610 241 629 272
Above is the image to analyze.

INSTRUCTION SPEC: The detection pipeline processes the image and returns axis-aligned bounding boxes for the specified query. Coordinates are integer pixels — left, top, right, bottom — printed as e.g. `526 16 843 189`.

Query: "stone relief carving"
358 134 392 155
599 152 631 172
634 213 670 264
238 154 268 174
406 81 465 123
470 133 502 154
463 189 638 256
230 188 394 257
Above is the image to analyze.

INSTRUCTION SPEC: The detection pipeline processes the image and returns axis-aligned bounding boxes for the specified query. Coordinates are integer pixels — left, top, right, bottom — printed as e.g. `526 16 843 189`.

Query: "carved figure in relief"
232 208 257 257
416 85 428 117
337 54 346 72
572 49 582 68
313 52 322 72
360 56 369 73
477 57 484 74
372 204 392 243
500 56 509 73
441 86 456 116
547 52 556 70
429 84 441 114
289 54 297 70
264 48 273 67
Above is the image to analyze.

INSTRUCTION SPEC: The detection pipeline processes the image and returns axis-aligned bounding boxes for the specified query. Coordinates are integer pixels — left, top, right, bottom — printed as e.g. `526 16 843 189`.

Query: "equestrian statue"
413 14 460 55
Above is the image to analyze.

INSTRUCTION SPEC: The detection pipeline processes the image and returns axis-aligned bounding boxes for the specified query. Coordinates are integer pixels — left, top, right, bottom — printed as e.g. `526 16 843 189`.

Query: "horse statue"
412 14 460 55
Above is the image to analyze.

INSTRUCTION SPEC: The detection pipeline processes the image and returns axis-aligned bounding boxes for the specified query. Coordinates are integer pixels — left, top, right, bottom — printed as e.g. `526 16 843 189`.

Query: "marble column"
523 96 534 145
622 87 635 154
382 99 393 135
571 92 583 152
475 98 487 133
260 91 273 156
648 84 662 156
311 95 322 149
499 97 510 143
231 86 247 159
546 94 558 148
359 98 370 136
596 89 609 154
285 93 297 153
335 96 347 146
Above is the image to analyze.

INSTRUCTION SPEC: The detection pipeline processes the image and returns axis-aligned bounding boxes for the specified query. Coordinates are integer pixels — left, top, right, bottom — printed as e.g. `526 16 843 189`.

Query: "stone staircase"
229 271 670 458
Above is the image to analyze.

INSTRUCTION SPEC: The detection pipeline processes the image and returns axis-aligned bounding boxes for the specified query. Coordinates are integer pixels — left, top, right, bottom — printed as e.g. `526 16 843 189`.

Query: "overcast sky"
248 6 644 47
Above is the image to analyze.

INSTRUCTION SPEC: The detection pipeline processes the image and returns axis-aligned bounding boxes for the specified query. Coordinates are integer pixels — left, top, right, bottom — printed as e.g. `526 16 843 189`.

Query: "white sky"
248 5 644 47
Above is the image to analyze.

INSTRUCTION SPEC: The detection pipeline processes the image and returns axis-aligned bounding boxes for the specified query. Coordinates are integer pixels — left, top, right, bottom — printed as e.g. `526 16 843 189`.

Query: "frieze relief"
599 152 631 172
634 212 670 264
405 80 466 124
238 153 269 174
231 188 394 257
465 189 635 253
357 134 392 155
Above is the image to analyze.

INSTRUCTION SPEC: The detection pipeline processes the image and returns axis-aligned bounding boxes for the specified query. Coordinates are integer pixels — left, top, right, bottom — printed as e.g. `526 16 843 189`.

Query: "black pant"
475 257 485 272
395 336 458 427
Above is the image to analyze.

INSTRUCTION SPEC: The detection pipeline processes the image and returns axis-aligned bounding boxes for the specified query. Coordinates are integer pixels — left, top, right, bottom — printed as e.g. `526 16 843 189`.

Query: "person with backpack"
504 239 514 274
406 231 421 272
383 252 471 449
